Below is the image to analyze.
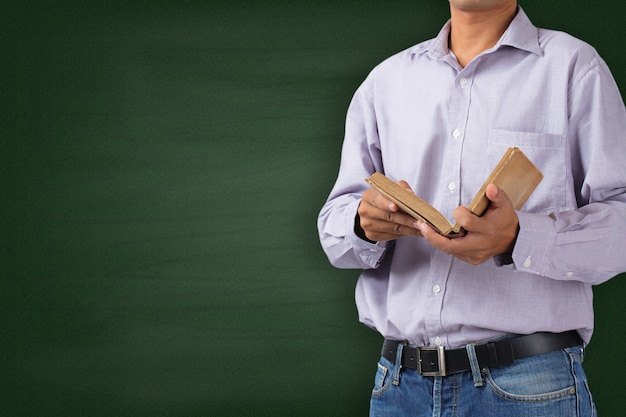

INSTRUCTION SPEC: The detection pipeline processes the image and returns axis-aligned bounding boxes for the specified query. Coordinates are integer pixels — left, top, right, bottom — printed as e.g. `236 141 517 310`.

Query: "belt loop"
465 344 484 387
392 342 404 386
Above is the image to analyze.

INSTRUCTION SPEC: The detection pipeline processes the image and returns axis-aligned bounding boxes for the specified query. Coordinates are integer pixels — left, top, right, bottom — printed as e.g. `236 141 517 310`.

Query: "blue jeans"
370 345 597 417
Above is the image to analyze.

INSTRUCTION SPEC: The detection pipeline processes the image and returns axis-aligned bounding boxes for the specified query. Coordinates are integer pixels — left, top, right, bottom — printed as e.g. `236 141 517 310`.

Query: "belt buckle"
417 346 447 377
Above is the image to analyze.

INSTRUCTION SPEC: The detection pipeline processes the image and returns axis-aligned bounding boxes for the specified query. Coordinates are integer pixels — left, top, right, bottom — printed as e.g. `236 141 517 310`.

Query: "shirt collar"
412 6 541 60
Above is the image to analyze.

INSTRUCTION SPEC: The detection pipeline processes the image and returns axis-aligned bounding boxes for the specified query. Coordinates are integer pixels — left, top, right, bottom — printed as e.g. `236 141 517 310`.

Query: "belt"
381 331 582 377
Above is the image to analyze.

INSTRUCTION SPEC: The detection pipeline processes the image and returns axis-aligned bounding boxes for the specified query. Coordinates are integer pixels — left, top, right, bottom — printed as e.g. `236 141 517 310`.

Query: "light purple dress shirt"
317 8 626 348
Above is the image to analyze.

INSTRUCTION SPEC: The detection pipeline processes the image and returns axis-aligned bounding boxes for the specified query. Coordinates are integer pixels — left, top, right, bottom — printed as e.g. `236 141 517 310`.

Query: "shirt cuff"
510 211 555 275
493 252 514 267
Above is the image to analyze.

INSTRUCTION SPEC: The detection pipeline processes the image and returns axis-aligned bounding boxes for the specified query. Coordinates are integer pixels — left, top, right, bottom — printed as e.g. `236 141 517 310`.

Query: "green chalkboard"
3 1 625 416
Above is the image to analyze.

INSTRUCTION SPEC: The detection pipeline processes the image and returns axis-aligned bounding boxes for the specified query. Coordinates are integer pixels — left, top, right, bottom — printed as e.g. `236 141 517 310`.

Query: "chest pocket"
488 129 567 213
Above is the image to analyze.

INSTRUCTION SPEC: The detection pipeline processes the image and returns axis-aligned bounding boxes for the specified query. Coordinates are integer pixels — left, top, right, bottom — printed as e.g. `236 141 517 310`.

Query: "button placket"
444 71 473 210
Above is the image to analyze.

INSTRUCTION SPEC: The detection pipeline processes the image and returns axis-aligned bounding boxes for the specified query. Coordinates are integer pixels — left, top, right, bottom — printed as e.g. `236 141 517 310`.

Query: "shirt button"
459 77 468 87
452 129 461 138
432 285 441 294
448 182 456 192
523 256 532 268
434 337 442 346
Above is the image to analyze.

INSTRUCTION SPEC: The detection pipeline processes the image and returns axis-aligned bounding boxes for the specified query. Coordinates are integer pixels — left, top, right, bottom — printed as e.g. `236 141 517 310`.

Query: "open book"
365 147 543 236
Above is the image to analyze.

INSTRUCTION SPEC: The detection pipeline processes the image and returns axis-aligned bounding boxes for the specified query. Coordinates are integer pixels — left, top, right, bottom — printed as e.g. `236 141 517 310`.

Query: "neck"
449 2 518 67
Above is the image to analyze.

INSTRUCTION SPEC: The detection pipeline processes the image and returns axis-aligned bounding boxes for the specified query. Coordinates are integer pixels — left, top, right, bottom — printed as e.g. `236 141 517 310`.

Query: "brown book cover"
365 147 544 236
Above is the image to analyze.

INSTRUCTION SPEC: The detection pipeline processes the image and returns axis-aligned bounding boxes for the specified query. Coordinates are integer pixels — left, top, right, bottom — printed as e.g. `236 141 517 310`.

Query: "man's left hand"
417 184 519 265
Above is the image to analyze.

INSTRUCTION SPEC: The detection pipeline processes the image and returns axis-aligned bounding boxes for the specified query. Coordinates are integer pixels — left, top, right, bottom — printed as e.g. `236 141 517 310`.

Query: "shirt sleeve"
317 71 391 269
509 55 626 285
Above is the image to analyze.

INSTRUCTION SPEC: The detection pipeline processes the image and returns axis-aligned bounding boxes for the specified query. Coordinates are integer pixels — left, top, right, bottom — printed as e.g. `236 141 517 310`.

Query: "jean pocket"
484 349 577 403
371 357 394 398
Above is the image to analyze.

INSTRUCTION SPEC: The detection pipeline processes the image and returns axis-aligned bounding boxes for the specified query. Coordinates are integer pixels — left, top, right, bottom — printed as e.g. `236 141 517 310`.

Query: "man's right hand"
356 180 423 242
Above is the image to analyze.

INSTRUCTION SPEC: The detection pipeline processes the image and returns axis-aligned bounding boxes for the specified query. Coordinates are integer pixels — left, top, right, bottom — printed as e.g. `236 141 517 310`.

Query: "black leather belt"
381 331 582 377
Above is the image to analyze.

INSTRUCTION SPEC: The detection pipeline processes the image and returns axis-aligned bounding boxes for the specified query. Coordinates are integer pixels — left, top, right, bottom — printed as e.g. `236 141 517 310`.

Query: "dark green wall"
3 1 625 415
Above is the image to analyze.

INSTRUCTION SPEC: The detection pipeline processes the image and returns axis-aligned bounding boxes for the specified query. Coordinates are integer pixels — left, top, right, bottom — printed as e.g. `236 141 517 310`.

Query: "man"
317 1 626 416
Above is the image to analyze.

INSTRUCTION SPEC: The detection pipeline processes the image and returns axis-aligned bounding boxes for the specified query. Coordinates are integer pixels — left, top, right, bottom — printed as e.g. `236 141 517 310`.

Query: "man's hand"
357 180 423 242
417 184 519 265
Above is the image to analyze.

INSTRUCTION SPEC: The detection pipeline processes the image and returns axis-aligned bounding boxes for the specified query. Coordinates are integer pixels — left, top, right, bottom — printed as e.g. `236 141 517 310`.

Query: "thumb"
485 183 510 209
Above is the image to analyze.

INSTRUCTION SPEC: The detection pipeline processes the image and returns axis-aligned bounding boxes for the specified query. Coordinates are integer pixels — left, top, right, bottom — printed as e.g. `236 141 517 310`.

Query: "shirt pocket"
488 129 567 213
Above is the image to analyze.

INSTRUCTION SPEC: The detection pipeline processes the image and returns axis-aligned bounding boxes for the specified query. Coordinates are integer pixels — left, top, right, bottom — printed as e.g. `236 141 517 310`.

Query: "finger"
453 185 514 233
365 209 422 234
368 222 423 240
417 221 452 246
418 221 491 264
397 180 414 193
359 207 422 241
452 205 477 230
362 187 399 212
